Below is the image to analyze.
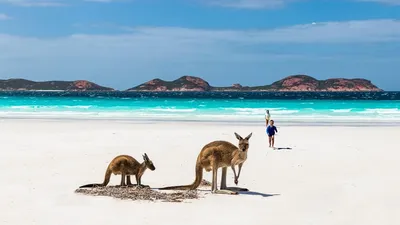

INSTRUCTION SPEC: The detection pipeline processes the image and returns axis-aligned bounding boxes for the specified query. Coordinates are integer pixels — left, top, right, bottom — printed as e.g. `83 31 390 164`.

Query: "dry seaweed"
75 185 199 203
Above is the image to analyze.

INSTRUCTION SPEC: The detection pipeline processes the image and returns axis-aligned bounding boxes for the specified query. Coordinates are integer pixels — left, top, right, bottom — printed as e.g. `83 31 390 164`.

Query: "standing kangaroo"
159 132 252 195
79 153 156 188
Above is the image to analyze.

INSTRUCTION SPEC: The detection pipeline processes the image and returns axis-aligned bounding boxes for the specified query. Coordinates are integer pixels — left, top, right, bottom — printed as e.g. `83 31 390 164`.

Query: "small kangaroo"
79 153 156 188
159 132 252 195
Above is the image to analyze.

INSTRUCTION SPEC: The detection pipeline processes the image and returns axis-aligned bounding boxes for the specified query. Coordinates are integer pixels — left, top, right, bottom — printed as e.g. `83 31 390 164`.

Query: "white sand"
0 119 399 225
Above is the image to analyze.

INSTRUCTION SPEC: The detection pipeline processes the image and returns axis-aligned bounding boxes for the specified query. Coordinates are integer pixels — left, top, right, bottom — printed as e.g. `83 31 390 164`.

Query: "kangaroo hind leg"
211 165 237 195
217 167 238 195
127 175 134 187
119 173 127 187
211 164 218 193
117 163 127 187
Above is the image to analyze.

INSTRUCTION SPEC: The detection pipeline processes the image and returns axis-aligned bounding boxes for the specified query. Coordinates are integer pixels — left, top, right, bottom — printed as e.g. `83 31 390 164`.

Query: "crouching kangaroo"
79 153 156 188
159 132 252 195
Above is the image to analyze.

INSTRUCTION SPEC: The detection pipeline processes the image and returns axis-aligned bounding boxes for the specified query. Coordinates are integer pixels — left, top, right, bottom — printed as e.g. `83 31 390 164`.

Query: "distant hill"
0 79 114 91
127 75 382 92
126 76 212 92
0 75 382 92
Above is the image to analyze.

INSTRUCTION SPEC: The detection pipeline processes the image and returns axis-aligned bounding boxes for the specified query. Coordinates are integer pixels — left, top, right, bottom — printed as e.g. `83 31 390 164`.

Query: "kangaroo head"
234 132 252 152
142 153 156 171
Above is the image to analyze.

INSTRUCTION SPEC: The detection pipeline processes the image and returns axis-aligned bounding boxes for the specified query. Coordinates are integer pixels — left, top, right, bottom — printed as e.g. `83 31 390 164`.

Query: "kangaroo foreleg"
229 163 249 192
231 165 238 184
237 163 243 180
232 163 243 185
134 174 149 188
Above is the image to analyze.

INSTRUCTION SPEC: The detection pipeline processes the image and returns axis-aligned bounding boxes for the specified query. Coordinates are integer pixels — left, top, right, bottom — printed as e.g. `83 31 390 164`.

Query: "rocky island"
0 79 114 91
127 76 212 92
127 75 382 92
0 75 382 92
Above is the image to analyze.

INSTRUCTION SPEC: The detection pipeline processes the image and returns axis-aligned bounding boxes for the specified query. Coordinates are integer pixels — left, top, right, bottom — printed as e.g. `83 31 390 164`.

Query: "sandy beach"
0 118 399 225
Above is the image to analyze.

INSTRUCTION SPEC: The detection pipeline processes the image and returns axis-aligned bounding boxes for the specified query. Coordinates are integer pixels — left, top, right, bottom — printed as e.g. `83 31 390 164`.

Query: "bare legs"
271 136 275 148
268 136 275 148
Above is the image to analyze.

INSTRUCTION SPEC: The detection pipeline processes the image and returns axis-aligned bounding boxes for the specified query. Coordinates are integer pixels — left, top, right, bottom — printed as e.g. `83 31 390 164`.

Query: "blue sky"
0 0 399 90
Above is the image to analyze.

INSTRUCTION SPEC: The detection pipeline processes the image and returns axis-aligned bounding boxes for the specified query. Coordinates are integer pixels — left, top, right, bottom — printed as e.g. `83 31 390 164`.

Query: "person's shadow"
273 147 292 150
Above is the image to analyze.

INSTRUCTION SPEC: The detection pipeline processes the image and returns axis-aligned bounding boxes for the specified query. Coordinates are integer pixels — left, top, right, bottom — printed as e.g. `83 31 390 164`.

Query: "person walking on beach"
266 120 278 148
265 109 271 126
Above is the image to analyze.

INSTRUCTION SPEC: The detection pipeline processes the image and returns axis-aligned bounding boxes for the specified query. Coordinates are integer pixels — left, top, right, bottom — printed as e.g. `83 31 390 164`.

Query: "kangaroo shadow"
172 186 279 198
226 186 280 197
237 190 280 198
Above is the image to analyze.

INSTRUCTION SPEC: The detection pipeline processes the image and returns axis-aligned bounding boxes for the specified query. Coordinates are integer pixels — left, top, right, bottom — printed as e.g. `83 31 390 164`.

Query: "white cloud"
205 0 297 8
0 19 399 60
123 19 400 43
84 0 114 2
205 0 400 8
0 13 11 20
0 0 66 7
356 0 400 5
0 19 399 88
83 0 131 3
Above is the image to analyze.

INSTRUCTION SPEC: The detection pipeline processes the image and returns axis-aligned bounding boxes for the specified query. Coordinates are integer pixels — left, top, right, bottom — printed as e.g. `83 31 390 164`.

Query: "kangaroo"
159 132 252 195
79 153 156 188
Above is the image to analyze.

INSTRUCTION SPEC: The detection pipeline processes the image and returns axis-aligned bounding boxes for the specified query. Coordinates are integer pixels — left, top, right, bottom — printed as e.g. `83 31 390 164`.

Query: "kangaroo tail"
159 159 203 191
79 167 112 188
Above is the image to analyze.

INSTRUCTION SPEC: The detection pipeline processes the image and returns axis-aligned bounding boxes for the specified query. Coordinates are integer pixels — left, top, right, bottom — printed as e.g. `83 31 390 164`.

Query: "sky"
0 0 399 91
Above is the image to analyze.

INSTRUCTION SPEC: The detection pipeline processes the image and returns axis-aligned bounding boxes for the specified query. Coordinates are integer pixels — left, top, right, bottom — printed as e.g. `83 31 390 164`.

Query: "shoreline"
1 116 400 127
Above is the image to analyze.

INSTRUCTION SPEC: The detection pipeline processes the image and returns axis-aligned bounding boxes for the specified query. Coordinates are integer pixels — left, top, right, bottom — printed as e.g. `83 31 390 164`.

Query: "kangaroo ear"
142 154 147 161
144 153 149 160
245 132 253 140
234 132 243 140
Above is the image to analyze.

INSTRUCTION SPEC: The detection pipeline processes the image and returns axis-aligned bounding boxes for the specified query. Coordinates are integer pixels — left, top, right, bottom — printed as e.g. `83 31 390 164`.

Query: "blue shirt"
266 125 278 136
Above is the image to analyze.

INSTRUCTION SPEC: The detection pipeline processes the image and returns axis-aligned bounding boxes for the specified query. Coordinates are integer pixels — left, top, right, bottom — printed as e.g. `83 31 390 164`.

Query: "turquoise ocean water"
0 91 399 123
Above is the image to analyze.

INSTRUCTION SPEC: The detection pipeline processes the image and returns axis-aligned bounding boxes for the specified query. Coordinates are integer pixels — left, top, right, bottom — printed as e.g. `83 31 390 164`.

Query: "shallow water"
0 91 399 122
